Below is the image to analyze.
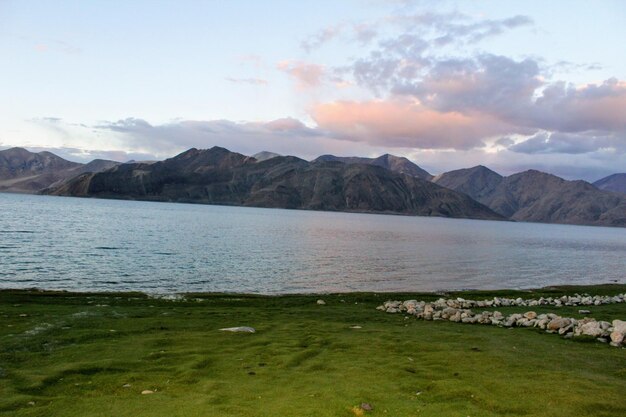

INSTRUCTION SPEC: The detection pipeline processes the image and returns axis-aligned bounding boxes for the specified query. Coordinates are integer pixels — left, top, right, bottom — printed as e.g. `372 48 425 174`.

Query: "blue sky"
1 0 625 180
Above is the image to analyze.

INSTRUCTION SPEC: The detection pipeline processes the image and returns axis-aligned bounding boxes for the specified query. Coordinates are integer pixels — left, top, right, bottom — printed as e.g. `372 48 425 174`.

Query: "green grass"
0 285 625 417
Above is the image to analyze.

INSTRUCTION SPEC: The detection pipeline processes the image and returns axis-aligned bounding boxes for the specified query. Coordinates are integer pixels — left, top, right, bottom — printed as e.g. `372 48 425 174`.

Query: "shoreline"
2 282 626 298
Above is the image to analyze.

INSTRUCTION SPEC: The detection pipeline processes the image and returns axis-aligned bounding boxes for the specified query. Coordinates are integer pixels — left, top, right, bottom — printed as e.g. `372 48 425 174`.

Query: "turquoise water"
1 193 625 293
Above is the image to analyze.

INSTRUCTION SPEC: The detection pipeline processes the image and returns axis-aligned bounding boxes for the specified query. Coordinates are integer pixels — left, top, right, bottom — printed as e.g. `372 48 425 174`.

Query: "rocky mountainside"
593 173 626 194
313 154 432 180
434 167 626 227
46 146 503 221
0 147 119 192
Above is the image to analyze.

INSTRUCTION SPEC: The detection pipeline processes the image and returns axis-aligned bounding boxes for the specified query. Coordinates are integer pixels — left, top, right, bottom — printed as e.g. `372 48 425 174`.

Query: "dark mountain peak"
375 153 406 163
312 154 335 162
440 165 502 177
312 153 432 179
208 145 231 153
473 165 499 174
508 169 565 185
164 147 253 173
1 146 29 155
312 154 369 164
77 159 120 175
432 165 504 203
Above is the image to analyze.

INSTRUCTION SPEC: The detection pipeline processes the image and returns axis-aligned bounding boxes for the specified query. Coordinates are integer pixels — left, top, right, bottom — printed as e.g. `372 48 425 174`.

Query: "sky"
1 0 625 181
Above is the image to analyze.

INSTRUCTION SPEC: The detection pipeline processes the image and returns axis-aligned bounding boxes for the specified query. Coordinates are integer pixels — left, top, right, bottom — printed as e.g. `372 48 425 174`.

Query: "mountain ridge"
312 154 433 180
44 147 503 221
434 166 626 227
0 147 119 192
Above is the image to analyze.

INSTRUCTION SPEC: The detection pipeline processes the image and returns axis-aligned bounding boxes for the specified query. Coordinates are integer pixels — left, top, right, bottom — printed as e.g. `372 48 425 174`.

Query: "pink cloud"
277 60 325 88
312 99 517 149
264 117 308 132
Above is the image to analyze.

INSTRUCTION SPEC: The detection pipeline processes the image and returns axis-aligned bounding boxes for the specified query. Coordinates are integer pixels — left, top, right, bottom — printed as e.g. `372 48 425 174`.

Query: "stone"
612 319 626 334
578 309 591 315
141 390 154 395
219 326 256 333
523 311 537 320
449 311 462 322
610 331 624 345
360 403 373 411
516 318 530 327
122 384 132 388
579 321 603 338
316 299 326 305
547 317 571 331
441 307 458 319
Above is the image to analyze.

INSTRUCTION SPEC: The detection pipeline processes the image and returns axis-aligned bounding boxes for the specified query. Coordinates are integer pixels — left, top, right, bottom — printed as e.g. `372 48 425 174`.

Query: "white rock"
219 326 256 333
579 321 603 338
523 311 537 320
612 319 626 334
316 299 326 305
610 331 624 345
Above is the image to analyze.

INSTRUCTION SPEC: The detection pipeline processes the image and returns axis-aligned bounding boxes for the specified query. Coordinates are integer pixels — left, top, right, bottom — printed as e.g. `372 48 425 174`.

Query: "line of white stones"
377 293 626 347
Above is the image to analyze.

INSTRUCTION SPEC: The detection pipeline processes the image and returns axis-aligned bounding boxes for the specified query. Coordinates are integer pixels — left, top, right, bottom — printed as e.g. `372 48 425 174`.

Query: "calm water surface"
1 193 625 293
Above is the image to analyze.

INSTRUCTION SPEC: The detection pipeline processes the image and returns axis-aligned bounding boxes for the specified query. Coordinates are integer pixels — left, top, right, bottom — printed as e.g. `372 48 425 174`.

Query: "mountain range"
2 146 625 227
433 166 626 227
45 147 502 220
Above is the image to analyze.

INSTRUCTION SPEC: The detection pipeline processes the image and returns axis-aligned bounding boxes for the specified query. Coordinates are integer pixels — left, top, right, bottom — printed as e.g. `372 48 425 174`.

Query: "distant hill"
0 147 119 192
313 154 432 180
252 151 281 162
434 166 626 227
593 173 626 194
432 166 503 201
45 146 503 221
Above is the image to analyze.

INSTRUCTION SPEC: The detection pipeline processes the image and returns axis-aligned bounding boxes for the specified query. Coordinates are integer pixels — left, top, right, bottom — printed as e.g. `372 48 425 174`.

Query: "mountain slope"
312 154 432 180
593 173 626 194
0 147 120 192
434 167 626 227
46 147 503 221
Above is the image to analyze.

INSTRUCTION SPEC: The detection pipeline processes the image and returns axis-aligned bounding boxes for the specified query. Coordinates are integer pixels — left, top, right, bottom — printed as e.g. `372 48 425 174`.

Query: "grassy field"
1 285 625 417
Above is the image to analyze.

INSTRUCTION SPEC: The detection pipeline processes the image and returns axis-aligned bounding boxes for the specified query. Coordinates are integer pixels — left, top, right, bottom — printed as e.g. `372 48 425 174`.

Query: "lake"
1 193 625 293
